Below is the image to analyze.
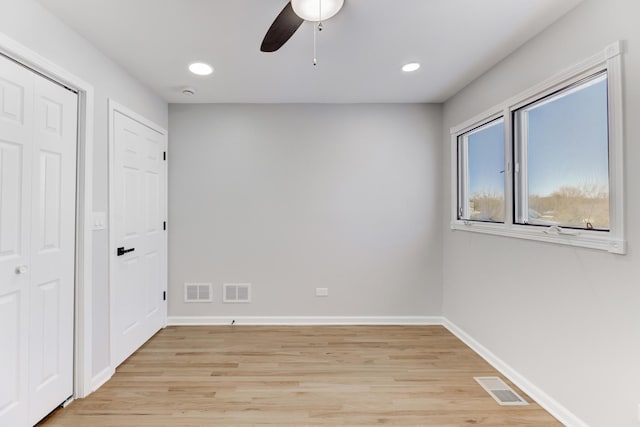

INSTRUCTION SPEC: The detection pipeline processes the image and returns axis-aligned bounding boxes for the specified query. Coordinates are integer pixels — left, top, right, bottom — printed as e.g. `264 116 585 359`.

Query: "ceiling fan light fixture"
188 62 213 76
291 0 344 22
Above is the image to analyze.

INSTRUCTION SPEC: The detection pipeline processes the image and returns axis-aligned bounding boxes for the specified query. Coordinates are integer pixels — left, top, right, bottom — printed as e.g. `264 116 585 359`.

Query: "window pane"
519 73 609 230
460 118 505 222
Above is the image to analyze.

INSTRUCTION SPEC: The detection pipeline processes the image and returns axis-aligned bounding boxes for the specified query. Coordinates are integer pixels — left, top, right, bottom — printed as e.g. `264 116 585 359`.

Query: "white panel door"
28 72 77 426
0 54 77 427
0 53 34 427
111 110 166 368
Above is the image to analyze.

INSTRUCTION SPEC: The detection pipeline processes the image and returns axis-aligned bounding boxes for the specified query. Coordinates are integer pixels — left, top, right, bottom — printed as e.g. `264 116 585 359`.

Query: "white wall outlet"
93 211 106 230
315 287 329 297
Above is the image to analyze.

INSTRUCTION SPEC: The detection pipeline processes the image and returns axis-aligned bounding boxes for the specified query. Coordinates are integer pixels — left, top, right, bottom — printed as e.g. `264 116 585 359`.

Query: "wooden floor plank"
39 326 560 426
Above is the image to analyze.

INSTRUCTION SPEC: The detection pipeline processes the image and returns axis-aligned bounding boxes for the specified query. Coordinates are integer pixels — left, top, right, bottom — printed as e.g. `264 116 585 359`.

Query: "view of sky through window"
466 119 505 222
468 119 505 197
523 73 609 229
526 74 609 197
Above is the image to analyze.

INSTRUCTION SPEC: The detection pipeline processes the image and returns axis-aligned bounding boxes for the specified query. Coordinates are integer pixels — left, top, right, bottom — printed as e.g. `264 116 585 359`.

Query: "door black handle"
117 247 135 256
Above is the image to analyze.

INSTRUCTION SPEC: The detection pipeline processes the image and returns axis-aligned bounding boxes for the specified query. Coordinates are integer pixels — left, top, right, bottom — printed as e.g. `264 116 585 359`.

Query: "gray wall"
8 1 637 424
442 0 640 426
0 0 168 380
169 104 443 318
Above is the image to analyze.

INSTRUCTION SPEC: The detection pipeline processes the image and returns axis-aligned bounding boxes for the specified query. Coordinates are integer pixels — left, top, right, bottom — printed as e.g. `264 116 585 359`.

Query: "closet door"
28 70 78 426
0 54 78 427
0 53 35 427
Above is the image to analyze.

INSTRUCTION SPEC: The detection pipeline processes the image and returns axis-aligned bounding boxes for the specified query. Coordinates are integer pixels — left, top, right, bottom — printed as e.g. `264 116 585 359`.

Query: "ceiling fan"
260 0 345 52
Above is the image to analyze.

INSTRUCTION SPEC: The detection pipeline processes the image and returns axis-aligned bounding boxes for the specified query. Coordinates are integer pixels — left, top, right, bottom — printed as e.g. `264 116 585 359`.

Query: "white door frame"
0 32 94 398
107 100 168 368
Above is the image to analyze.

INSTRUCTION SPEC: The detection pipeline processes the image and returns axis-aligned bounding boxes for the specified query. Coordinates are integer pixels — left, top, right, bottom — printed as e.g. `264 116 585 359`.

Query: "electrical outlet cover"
315 288 329 297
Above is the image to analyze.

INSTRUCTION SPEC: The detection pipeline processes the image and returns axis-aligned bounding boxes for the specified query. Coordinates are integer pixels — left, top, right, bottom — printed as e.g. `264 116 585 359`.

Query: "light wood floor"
40 326 560 426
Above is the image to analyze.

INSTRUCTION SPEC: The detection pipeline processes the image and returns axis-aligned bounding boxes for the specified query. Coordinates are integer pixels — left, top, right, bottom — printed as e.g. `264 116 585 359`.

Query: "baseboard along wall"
167 316 443 326
90 365 115 393
441 319 587 427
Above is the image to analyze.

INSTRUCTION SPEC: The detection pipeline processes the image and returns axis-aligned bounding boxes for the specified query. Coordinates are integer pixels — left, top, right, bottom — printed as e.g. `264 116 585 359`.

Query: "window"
450 42 625 254
514 72 609 231
458 118 505 223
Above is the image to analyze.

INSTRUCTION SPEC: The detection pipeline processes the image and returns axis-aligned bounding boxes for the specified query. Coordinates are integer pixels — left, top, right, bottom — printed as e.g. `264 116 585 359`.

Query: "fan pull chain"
313 22 317 66
313 0 323 66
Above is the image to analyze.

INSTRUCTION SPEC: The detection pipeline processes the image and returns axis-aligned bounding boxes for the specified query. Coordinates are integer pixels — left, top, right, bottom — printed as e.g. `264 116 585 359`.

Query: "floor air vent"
223 283 251 303
184 283 213 302
474 377 529 406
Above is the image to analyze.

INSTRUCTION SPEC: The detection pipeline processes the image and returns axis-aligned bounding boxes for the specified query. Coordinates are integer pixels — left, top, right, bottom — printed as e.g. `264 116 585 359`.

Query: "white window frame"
450 41 625 254
457 116 505 223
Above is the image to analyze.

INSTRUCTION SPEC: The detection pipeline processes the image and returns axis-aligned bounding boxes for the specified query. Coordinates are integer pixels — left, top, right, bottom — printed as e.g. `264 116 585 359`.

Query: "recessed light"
189 62 213 76
402 62 421 73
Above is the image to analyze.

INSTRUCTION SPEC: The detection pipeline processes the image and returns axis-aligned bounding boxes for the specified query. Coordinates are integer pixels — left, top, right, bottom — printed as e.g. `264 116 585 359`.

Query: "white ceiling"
37 0 582 103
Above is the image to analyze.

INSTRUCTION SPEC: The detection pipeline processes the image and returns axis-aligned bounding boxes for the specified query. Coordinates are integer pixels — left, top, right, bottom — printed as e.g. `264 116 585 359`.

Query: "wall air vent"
184 283 213 303
223 283 251 303
474 377 529 406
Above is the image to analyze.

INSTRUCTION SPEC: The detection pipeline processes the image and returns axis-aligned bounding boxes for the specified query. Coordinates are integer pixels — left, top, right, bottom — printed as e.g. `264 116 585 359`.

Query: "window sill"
450 220 626 254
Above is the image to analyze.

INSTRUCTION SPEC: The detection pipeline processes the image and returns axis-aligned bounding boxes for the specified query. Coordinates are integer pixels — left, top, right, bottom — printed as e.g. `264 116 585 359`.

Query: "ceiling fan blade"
260 2 304 52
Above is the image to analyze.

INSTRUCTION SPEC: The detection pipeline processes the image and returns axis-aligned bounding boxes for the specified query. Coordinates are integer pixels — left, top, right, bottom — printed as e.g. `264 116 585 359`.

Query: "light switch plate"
93 212 106 230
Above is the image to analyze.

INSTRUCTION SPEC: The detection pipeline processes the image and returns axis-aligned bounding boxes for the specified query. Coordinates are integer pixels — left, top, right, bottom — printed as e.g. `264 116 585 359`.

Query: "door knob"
15 265 28 275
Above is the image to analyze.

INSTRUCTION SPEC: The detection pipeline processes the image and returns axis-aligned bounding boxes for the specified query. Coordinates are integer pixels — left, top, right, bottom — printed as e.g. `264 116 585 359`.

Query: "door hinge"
163 221 166 231
163 151 166 161
163 291 166 301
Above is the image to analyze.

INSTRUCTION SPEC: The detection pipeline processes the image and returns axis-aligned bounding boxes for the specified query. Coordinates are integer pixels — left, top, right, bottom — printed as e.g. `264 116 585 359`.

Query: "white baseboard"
167 315 444 326
442 319 587 427
90 365 114 393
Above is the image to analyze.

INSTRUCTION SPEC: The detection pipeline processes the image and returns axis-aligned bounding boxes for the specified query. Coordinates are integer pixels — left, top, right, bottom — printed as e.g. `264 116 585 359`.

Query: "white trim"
108 100 168 136
107 99 168 370
450 105 504 136
442 319 588 427
0 32 95 398
90 366 114 393
605 43 625 253
450 41 626 254
450 221 626 254
458 132 469 218
450 133 459 222
167 316 444 326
